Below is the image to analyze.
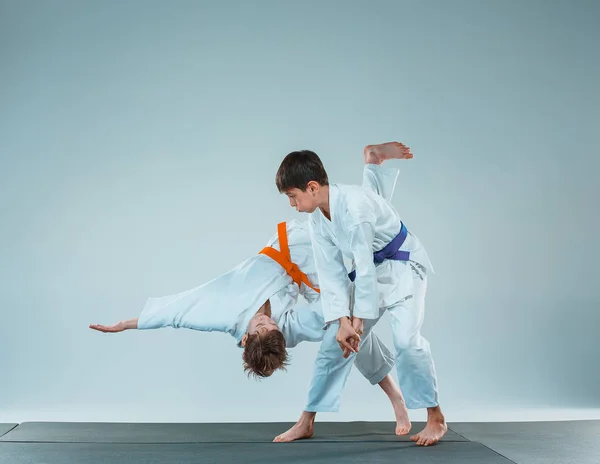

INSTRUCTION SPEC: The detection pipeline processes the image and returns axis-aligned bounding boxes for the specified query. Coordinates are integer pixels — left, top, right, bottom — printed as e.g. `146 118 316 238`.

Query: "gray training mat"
0 442 514 464
449 420 600 464
0 425 17 438
0 421 467 443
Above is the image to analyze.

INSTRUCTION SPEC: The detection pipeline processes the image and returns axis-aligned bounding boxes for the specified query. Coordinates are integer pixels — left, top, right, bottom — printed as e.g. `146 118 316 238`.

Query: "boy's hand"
341 317 364 358
89 321 128 333
351 317 364 337
336 317 360 356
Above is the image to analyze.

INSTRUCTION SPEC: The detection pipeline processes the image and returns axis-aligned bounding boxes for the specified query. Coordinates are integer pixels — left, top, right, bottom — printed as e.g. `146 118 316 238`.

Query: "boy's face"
246 313 279 336
241 313 280 347
284 186 318 213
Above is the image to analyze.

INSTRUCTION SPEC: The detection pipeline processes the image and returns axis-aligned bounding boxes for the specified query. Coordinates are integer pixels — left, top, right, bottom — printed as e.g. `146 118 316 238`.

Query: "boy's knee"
394 333 424 352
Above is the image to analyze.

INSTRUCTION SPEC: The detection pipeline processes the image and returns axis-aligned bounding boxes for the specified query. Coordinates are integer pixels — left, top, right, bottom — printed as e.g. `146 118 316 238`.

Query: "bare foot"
377 374 411 435
410 407 447 446
273 421 314 443
364 142 413 165
391 396 412 435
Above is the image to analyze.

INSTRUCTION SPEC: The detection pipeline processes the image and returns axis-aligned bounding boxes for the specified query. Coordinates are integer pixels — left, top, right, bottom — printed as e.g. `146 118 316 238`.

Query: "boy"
90 152 411 439
274 142 447 446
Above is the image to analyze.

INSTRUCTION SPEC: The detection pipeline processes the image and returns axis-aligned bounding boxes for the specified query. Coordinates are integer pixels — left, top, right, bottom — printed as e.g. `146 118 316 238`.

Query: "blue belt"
348 223 410 282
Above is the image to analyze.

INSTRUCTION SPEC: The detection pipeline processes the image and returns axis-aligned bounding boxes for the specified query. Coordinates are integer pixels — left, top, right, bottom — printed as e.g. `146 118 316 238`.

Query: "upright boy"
275 142 447 446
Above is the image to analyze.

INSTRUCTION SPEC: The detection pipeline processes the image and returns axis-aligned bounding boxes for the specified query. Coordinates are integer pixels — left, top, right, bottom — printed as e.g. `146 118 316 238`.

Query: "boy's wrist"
339 316 352 326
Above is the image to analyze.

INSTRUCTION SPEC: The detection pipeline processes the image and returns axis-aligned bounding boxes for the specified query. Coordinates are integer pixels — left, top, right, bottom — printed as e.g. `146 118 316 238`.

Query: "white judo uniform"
305 163 439 410
136 164 400 409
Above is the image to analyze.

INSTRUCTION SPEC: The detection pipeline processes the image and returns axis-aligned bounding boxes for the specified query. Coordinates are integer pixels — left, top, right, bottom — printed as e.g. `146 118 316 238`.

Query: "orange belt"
259 222 320 294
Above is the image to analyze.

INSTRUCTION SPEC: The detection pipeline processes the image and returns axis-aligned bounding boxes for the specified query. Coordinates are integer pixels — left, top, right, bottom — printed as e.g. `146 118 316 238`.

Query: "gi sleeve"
279 302 326 348
348 221 379 320
308 218 351 323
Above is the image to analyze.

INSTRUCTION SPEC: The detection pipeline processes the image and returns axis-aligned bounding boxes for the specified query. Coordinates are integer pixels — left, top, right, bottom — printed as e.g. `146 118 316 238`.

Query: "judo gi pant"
304 330 395 412
305 263 439 412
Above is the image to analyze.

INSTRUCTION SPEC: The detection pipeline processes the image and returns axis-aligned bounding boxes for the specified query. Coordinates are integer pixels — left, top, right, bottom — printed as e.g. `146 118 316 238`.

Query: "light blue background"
1 0 598 422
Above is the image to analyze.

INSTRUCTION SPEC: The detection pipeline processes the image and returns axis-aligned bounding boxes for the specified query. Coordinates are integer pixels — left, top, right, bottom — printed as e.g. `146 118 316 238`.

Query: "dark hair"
242 330 289 378
275 150 329 193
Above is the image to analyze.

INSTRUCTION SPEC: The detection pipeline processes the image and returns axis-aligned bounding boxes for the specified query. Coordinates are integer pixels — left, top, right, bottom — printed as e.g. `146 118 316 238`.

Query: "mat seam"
448 428 518 464
0 425 18 439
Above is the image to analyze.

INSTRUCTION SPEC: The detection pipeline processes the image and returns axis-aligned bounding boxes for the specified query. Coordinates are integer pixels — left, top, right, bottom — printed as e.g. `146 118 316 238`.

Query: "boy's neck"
317 185 331 220
256 299 271 317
